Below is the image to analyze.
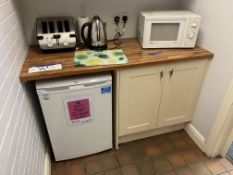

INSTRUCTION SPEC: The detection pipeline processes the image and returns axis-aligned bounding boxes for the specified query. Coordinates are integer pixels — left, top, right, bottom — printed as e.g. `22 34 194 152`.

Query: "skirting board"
185 123 206 151
44 148 51 175
119 124 185 144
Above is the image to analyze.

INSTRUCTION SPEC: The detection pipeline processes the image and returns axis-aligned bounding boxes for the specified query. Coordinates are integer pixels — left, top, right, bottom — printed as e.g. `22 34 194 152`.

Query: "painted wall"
181 0 233 139
0 0 47 174
18 0 182 44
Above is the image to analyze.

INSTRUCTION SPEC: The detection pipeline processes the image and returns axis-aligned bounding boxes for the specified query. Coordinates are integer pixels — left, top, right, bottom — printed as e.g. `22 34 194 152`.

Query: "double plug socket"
113 12 129 24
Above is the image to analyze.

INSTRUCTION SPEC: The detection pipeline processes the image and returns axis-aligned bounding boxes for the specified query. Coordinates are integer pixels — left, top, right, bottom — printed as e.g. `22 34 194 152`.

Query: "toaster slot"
64 20 70 32
42 21 48 34
49 21 55 33
57 21 63 33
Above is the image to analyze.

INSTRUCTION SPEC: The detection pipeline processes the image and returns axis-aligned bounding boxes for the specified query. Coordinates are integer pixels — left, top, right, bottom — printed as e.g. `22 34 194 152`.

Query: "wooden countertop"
19 38 213 81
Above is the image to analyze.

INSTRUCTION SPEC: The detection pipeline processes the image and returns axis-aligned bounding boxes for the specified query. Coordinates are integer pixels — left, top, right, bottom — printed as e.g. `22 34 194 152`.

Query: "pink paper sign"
67 98 91 121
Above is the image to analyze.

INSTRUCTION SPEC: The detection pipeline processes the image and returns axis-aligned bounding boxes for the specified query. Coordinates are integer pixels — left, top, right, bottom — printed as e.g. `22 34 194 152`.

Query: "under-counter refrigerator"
36 73 112 161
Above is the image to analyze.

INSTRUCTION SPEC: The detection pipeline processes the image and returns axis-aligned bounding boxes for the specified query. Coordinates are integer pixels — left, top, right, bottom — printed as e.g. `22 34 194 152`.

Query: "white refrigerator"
36 73 112 161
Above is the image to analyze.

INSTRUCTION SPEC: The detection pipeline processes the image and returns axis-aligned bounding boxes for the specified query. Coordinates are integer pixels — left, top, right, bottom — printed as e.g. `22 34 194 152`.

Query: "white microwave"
138 10 201 48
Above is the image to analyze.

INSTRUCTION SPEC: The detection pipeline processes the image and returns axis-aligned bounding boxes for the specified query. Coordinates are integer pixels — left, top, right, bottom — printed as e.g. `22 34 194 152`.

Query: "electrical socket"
112 12 129 24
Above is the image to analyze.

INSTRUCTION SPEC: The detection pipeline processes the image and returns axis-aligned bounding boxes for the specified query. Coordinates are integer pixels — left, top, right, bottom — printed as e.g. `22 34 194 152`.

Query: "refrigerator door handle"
83 81 110 87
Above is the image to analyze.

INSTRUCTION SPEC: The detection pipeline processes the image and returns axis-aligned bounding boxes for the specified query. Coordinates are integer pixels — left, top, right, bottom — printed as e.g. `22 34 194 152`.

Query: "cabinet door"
157 59 208 128
118 65 165 136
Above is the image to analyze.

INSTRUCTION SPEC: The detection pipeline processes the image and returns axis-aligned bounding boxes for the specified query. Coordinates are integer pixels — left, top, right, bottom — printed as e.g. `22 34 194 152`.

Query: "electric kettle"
81 15 107 50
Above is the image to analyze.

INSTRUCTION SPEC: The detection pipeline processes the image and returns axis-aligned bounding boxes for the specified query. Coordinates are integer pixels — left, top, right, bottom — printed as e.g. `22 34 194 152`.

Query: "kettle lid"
93 15 100 20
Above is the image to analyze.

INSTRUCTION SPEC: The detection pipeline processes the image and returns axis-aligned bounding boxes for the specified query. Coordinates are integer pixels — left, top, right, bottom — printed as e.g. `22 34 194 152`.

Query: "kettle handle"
81 22 92 48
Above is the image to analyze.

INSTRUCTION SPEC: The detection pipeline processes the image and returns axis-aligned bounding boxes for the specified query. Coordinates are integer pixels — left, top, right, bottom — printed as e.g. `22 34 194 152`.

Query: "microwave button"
191 22 198 28
188 32 195 40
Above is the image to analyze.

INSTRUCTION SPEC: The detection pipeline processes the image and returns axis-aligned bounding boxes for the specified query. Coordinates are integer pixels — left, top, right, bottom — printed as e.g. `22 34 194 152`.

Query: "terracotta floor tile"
154 134 168 144
65 159 85 175
117 151 134 167
85 158 103 175
179 130 189 137
139 137 155 147
175 166 194 175
180 149 200 164
131 145 148 162
219 158 233 171
189 162 211 175
137 160 155 175
95 173 105 175
101 153 119 171
192 147 208 161
130 139 146 148
145 145 163 158
105 168 122 175
167 131 182 140
121 165 139 175
204 159 226 175
167 153 186 168
118 143 132 152
99 149 116 157
173 138 189 150
184 137 197 148
52 161 66 175
159 142 176 154
153 157 172 172
84 153 101 162
158 170 176 175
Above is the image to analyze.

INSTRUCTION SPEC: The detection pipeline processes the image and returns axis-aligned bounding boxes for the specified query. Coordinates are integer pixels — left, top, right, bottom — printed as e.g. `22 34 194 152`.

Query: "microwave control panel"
185 17 201 47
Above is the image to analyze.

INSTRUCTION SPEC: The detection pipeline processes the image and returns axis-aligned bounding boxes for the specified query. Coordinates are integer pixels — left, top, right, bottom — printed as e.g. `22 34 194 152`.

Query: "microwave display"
151 23 180 41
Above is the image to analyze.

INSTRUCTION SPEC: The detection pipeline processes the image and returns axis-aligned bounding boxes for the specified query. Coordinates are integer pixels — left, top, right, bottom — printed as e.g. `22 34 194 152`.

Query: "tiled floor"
52 130 233 175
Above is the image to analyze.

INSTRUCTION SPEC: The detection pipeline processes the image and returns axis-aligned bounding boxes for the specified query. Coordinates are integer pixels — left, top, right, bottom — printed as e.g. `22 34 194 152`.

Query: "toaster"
36 17 77 51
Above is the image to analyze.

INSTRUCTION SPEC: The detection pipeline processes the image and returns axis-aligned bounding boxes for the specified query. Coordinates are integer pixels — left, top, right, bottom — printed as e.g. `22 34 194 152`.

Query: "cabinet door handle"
169 69 174 77
160 71 164 80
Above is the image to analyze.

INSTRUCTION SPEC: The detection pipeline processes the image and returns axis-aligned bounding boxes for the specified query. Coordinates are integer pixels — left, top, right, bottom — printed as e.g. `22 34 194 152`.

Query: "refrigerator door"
36 74 112 161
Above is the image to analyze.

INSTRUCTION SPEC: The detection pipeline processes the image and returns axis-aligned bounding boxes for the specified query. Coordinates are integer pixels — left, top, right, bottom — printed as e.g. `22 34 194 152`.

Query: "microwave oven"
138 11 201 48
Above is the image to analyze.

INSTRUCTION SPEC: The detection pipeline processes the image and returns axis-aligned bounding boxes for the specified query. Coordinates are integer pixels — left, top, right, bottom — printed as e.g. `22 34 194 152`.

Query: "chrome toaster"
36 17 77 51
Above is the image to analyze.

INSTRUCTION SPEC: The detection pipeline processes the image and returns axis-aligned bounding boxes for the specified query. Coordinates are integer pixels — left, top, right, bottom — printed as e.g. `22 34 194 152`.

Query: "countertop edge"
19 53 214 82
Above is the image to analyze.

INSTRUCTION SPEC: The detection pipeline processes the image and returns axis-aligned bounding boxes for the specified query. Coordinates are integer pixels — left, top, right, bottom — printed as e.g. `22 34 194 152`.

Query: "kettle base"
90 45 107 51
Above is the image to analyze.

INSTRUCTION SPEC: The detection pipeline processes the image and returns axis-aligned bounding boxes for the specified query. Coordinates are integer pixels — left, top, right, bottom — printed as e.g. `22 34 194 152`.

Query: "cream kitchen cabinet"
157 59 208 128
117 59 209 136
118 64 165 136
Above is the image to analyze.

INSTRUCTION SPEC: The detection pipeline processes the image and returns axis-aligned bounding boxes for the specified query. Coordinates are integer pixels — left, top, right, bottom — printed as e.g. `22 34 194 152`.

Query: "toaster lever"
53 34 61 39
69 34 76 38
36 36 44 40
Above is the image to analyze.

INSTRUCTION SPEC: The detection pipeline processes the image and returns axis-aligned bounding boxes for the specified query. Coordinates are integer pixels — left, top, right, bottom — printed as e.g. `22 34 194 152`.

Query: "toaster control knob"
63 41 69 46
188 33 195 39
48 42 53 48
191 23 198 28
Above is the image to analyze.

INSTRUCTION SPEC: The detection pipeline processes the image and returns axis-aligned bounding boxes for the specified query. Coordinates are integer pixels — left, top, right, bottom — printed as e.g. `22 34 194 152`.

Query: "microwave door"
146 18 187 48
